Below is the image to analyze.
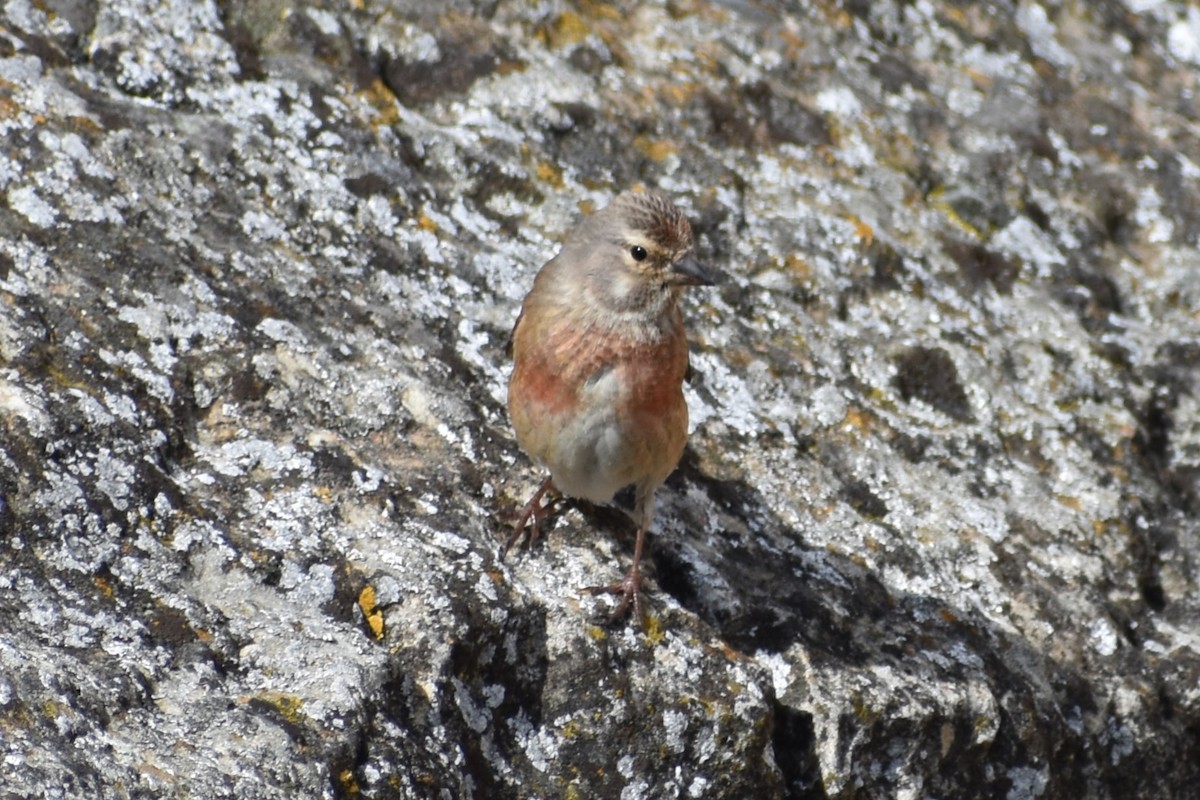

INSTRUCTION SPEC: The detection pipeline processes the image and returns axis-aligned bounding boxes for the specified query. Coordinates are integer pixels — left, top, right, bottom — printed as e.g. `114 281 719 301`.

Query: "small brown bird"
504 189 714 621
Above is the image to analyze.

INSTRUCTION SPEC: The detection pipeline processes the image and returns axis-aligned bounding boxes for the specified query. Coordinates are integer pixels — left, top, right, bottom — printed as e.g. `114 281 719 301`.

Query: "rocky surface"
2 0 1199 797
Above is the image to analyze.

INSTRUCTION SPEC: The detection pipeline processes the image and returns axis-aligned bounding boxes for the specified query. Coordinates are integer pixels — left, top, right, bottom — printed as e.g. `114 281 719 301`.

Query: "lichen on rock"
1 1 1198 798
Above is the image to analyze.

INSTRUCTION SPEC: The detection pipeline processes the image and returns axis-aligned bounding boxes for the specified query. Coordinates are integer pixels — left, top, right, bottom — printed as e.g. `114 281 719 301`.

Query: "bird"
503 188 714 622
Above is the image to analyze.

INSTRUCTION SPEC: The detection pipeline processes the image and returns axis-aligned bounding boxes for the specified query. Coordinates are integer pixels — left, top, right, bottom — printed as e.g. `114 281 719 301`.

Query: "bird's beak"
669 254 718 286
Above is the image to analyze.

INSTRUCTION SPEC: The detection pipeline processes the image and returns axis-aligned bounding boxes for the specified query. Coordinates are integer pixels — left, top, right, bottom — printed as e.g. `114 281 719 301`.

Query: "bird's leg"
582 522 648 623
582 486 655 623
502 475 556 559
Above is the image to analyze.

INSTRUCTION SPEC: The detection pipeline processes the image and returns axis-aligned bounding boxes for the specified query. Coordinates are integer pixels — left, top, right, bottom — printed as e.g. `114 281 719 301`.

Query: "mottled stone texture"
1 1 1198 798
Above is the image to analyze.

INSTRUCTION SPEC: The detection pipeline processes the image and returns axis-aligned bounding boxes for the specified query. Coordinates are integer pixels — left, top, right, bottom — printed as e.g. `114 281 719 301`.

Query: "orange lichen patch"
941 6 968 26
928 187 984 238
785 253 813 282
720 345 756 371
67 115 104 135
314 486 334 504
245 691 306 725
841 406 874 434
850 215 875 244
642 613 666 645
816 2 853 31
535 161 564 188
694 43 730 74
633 135 678 162
338 769 361 795
666 0 703 18
359 585 385 640
810 503 837 522
416 213 438 232
540 10 591 49
578 0 621 21
360 79 402 130
778 26 808 58
661 82 701 105
93 575 116 599
1056 494 1083 512
496 57 528 76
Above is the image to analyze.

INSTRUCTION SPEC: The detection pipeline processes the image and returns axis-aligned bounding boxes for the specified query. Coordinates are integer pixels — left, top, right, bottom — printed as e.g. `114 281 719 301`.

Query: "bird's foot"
501 477 555 559
581 564 644 624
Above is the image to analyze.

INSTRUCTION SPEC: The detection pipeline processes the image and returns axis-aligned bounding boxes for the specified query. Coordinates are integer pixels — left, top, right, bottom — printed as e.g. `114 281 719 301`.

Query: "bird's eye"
630 245 648 262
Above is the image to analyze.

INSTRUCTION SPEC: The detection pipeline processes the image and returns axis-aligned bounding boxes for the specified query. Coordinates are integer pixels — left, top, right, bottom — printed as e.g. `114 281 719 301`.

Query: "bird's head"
563 189 715 316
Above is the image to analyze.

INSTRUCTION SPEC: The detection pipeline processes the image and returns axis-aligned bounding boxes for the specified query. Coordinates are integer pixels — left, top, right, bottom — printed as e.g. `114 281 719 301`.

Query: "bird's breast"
508 306 691 503
512 315 688 419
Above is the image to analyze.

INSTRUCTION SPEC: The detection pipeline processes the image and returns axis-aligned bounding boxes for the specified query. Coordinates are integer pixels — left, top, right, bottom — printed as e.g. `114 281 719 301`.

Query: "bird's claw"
501 477 555 560
581 566 645 625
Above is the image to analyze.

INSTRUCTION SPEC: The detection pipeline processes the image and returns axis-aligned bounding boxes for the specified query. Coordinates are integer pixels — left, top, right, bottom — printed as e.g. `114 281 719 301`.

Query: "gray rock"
1 1 1198 798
